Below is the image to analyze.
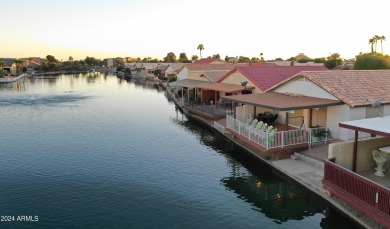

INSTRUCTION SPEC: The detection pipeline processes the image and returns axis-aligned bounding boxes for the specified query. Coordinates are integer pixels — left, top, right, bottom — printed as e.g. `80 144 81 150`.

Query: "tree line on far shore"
1 35 390 77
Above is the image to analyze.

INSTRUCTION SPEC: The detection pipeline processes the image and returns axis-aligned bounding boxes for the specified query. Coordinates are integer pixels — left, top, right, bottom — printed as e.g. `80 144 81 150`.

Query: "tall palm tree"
260 52 264 62
374 35 381 53
369 38 375 53
197 44 204 59
380 35 386 53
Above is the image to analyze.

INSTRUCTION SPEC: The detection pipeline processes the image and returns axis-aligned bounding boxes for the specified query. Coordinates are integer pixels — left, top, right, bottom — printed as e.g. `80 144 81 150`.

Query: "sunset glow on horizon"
2 0 389 61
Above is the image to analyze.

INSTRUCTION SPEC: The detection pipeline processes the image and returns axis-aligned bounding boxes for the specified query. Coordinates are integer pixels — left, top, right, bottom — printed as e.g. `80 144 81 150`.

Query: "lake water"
0 74 360 228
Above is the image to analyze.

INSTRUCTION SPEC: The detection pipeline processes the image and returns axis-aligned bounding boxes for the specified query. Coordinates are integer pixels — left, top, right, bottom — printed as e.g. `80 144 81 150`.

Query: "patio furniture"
256 121 264 129
372 150 387 177
245 117 253 125
379 146 390 174
257 112 276 125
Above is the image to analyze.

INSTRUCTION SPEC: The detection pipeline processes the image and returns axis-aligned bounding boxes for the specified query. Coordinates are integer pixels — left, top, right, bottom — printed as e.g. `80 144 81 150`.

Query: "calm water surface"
0 74 359 228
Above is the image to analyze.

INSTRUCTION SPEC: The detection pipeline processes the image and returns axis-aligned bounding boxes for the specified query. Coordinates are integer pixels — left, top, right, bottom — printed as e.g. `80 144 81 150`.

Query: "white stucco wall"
164 66 174 78
329 137 390 172
177 67 188 80
236 105 254 122
383 104 390 116
272 77 338 100
327 105 372 140
326 105 349 140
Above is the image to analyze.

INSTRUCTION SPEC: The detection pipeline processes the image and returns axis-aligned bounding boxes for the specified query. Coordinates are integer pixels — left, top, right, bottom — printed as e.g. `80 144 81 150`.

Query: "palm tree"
374 35 381 52
13 59 26 75
380 35 386 53
197 44 204 59
369 38 375 53
260 52 264 62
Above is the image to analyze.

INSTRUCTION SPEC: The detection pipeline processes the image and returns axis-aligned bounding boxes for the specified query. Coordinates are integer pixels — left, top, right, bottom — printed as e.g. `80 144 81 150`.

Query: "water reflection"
169 104 359 228
0 93 91 106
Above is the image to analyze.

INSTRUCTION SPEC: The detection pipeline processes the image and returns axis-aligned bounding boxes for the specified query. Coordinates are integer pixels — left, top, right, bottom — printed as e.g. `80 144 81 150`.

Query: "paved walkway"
273 159 326 194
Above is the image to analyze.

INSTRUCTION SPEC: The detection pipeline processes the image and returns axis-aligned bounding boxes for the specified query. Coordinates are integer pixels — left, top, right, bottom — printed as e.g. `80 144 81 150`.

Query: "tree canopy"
324 53 343 69
354 53 390 70
179 52 189 63
163 52 177 63
191 55 199 61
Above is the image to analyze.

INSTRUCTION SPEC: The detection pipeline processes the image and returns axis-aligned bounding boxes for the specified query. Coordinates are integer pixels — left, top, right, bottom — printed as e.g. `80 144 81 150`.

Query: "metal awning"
221 92 343 111
339 116 390 137
196 83 255 93
168 79 210 89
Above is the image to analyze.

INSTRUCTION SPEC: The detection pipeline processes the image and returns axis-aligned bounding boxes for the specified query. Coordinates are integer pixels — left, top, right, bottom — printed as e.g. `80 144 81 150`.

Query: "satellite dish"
369 98 384 117
241 81 248 86
372 98 384 108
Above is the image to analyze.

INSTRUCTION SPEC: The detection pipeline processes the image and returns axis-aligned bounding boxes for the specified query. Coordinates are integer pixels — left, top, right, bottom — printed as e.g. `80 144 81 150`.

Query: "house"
268 60 324 67
154 63 187 79
218 65 328 94
267 70 390 140
177 63 235 81
0 58 17 75
139 63 158 78
192 58 225 65
21 57 41 68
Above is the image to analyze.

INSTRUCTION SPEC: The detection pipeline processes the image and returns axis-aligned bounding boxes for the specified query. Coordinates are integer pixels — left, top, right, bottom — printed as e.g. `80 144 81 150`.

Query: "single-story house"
192 58 225 65
177 63 235 81
265 70 390 140
0 58 17 75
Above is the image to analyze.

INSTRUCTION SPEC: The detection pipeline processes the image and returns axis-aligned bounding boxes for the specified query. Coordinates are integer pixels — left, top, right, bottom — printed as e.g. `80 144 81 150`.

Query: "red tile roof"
192 58 220 64
252 62 277 66
186 64 236 71
218 66 328 91
269 70 390 107
200 71 230 82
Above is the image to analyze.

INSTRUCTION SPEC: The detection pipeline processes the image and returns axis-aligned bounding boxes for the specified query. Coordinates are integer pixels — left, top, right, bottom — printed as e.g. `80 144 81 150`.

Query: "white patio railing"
226 115 328 149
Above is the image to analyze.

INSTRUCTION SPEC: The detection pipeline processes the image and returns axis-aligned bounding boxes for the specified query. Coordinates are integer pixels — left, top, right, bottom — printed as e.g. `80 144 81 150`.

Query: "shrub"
168 76 177 82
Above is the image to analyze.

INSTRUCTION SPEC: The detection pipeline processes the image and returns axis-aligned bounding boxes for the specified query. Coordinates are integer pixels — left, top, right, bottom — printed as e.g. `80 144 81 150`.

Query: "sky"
1 0 389 61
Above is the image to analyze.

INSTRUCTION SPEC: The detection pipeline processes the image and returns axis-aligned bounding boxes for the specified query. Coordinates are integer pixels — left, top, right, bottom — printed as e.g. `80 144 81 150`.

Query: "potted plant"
311 126 329 142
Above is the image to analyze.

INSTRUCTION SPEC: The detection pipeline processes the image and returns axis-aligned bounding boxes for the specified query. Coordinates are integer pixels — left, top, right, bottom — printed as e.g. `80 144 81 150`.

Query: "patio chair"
251 119 258 127
245 117 253 125
261 123 268 132
267 127 277 147
372 150 387 177
256 121 264 129
246 119 258 132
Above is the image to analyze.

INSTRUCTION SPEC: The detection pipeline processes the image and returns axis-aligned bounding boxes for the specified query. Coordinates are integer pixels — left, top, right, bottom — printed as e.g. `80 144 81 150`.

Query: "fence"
226 115 328 150
323 160 390 227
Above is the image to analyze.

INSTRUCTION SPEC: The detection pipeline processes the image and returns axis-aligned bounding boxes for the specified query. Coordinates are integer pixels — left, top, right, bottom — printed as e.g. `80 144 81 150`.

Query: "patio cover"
339 115 390 137
221 92 343 111
168 79 210 89
197 83 255 93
